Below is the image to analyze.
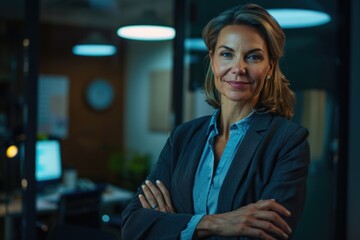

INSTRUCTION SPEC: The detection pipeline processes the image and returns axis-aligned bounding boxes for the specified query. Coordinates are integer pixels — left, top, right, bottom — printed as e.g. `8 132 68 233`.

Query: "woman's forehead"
215 25 267 51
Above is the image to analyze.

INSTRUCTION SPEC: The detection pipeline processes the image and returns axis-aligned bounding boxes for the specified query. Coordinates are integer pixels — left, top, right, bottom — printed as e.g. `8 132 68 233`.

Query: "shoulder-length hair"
202 3 295 119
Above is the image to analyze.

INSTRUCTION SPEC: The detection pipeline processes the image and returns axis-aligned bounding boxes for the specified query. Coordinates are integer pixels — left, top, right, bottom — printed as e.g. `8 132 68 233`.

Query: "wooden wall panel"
39 24 125 183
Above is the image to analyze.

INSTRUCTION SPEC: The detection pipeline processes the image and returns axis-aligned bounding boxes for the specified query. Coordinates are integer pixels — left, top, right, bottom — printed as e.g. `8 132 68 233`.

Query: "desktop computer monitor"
36 140 63 190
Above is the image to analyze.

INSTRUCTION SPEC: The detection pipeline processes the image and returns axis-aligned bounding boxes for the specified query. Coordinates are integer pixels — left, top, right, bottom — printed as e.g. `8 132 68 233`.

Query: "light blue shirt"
181 110 254 239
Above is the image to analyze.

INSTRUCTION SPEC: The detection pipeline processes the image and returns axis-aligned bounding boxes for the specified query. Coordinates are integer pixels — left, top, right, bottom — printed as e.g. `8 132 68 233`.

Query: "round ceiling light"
72 32 117 57
72 44 117 57
267 9 331 29
117 25 175 41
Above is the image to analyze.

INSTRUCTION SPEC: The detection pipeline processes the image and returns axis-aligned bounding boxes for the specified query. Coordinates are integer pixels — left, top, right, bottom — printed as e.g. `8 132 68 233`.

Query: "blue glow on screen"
36 140 62 182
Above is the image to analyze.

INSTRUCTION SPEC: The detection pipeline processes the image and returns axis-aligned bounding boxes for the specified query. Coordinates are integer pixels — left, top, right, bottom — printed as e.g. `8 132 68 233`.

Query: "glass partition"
182 1 341 239
1 0 27 239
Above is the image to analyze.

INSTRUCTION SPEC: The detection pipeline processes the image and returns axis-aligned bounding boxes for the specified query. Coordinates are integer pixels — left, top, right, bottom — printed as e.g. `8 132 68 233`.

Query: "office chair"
36 188 104 240
56 188 102 228
45 189 121 240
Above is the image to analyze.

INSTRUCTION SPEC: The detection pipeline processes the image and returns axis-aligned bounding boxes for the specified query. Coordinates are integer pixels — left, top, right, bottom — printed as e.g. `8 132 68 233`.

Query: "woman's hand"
138 180 175 213
196 199 292 240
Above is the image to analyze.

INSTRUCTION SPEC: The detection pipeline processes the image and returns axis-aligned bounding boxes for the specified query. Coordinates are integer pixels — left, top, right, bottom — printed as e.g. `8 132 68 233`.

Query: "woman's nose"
231 59 246 74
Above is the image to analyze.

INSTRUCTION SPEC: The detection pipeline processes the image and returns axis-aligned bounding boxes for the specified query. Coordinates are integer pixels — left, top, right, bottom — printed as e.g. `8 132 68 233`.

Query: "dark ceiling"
0 0 337 32
0 0 340 90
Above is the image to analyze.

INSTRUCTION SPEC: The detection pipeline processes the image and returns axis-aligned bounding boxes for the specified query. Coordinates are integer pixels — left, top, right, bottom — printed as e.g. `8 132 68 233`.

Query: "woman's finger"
254 200 292 235
138 194 151 208
155 180 174 210
145 180 167 210
256 199 291 217
249 217 289 239
141 183 158 209
254 210 292 235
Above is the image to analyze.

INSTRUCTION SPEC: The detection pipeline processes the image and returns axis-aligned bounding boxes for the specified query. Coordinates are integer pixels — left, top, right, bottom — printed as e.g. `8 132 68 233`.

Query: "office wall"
348 0 360 239
39 24 125 182
123 41 216 166
124 41 173 165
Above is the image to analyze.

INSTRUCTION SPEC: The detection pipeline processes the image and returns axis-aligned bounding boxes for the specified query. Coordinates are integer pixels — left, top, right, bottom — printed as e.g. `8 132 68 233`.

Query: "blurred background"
0 0 359 239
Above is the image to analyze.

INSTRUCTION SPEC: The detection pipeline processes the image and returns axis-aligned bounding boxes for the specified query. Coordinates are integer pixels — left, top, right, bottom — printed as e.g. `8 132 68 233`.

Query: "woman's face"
210 24 273 107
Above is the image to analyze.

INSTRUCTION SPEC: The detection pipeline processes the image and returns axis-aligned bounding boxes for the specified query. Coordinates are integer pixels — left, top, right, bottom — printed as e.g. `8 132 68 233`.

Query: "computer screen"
36 140 62 185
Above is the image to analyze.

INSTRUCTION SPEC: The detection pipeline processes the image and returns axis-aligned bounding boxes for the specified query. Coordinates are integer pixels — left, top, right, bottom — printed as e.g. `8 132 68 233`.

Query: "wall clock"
85 79 115 111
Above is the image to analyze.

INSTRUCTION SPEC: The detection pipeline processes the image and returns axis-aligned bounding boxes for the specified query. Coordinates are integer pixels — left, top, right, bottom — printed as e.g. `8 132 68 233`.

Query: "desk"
0 184 134 240
0 184 134 217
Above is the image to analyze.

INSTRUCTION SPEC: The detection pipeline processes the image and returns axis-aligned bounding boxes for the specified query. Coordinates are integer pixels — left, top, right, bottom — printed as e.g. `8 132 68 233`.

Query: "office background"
0 0 359 239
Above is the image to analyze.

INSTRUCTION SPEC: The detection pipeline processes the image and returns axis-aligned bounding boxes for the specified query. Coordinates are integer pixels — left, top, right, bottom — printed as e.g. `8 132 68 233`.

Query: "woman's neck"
218 102 253 138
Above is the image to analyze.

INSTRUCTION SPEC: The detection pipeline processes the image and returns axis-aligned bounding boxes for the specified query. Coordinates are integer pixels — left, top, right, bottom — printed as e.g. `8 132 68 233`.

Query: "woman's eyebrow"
247 48 264 54
217 45 234 51
217 45 265 54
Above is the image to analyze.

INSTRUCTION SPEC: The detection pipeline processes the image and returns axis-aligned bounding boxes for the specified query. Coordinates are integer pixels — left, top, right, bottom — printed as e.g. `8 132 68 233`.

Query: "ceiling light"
117 10 175 41
185 38 207 51
72 32 117 57
267 9 331 29
117 25 175 41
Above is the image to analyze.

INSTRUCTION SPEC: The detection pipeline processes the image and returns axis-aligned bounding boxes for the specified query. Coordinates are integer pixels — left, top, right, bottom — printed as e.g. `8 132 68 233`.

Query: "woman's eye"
220 52 232 58
247 54 262 62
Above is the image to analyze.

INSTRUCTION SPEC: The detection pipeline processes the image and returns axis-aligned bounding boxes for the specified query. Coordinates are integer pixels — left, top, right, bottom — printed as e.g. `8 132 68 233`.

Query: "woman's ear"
268 59 274 77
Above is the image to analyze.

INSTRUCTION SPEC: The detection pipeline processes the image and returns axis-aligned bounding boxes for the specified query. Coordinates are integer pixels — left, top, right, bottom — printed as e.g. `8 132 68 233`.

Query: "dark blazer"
121 113 310 240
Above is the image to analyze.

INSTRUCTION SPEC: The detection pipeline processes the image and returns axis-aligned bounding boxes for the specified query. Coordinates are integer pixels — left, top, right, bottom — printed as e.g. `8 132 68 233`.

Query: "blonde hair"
202 3 295 119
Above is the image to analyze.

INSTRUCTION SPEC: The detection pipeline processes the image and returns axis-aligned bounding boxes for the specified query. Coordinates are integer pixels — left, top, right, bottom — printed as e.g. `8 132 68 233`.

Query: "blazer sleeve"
121 129 194 240
260 123 310 236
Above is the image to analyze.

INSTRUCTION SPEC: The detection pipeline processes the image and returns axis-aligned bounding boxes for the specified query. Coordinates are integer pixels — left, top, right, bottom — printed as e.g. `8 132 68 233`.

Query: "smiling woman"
121 4 309 240
202 5 295 119
209 24 273 111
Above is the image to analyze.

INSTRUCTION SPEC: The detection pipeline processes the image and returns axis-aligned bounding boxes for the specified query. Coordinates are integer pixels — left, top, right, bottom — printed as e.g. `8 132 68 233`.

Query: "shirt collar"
206 109 220 136
206 109 255 136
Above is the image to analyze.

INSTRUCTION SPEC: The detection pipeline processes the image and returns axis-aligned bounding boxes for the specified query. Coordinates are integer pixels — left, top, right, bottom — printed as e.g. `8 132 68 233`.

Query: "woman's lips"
225 80 251 89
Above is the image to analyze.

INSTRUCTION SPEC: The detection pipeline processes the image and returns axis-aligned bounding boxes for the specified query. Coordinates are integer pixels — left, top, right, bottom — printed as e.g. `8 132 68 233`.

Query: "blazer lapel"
174 118 210 213
217 113 271 213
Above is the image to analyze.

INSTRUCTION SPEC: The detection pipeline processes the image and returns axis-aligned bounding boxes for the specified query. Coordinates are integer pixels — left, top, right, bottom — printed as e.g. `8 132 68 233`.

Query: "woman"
121 3 310 240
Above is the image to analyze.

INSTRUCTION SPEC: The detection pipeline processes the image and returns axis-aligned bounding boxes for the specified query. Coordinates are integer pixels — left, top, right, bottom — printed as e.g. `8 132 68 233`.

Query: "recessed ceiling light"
72 44 117 57
117 25 175 41
267 9 331 29
72 32 117 57
117 10 175 41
